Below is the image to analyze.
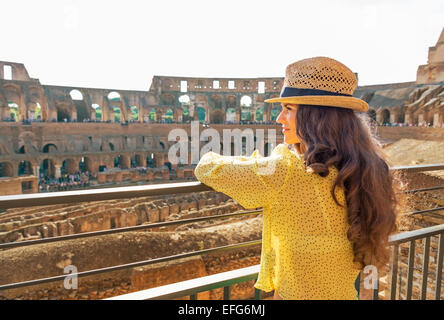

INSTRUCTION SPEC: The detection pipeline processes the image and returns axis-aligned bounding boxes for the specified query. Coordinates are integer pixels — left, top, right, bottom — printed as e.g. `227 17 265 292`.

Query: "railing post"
421 237 431 300
435 234 444 300
390 244 399 300
254 288 262 300
223 286 231 300
406 240 416 300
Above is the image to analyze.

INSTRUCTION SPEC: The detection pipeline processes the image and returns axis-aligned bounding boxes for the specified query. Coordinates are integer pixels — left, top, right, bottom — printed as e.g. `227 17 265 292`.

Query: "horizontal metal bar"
105 265 260 300
0 181 212 210
0 209 262 250
390 164 444 172
398 185 444 194
1 164 443 211
406 207 444 216
0 239 262 291
388 224 444 245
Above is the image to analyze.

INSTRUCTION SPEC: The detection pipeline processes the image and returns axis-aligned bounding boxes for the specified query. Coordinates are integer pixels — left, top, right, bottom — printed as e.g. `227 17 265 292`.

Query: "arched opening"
18 160 33 176
8 102 19 122
146 153 156 168
70 89 83 101
114 155 121 168
108 91 121 101
396 111 405 124
0 162 14 177
165 108 173 123
57 106 71 122
240 96 252 122
109 143 115 151
35 103 42 120
148 108 157 122
159 141 166 150
39 159 55 178
255 107 264 122
130 105 139 122
79 157 92 173
240 95 252 107
61 158 77 175
226 108 236 122
113 106 121 122
197 107 206 123
381 109 390 125
131 154 142 168
92 104 102 121
18 145 25 154
42 144 57 153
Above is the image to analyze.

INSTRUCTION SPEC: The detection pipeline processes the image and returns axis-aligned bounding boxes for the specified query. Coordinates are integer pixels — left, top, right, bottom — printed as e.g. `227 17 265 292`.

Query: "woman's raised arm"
194 145 291 209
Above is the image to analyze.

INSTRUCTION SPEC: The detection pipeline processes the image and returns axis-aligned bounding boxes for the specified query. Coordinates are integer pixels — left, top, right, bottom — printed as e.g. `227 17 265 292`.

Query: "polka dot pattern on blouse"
194 143 361 300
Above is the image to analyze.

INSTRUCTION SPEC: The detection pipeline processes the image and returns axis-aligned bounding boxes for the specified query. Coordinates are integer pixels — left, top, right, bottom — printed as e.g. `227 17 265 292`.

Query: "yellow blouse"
194 143 360 300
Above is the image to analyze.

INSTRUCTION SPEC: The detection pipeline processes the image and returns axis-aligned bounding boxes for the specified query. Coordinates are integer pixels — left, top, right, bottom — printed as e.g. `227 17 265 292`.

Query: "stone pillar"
54 165 62 179
33 165 40 177
205 107 210 123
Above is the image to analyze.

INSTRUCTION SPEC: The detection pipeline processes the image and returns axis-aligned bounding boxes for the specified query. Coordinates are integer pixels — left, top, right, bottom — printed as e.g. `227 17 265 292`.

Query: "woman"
194 57 398 300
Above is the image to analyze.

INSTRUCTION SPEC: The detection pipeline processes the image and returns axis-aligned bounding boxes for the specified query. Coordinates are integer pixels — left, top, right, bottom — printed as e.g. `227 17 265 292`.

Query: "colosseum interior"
0 28 443 301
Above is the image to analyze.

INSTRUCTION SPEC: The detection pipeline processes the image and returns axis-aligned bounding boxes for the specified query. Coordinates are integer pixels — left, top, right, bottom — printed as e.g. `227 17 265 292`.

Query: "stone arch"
3 83 24 121
226 107 236 122
112 106 121 122
179 95 191 122
197 106 206 123
39 159 55 178
42 143 58 153
62 158 79 175
226 95 236 109
240 95 253 122
255 107 264 122
92 104 102 121
55 101 73 122
8 102 19 122
240 95 252 107
18 160 33 176
131 154 144 168
146 153 156 168
165 108 174 123
380 108 390 125
108 91 121 101
79 156 95 173
0 161 14 177
70 89 84 101
129 105 139 122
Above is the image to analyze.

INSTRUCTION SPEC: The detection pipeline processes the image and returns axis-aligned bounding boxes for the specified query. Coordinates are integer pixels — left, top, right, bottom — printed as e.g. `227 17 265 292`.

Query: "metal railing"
0 163 443 300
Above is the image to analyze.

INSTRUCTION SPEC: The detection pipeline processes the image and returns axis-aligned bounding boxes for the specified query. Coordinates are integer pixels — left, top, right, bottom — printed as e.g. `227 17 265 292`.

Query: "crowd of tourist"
38 171 95 192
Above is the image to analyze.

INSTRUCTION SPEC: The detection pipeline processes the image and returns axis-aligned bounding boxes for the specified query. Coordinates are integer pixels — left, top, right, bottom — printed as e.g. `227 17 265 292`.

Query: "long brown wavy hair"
294 104 398 270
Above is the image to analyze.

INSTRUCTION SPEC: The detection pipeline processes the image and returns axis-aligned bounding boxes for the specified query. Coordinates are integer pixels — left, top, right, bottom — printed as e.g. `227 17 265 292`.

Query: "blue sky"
1 0 443 90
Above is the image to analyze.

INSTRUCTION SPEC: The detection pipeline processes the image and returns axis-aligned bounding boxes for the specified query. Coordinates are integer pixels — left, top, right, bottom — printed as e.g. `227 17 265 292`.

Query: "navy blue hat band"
281 87 352 98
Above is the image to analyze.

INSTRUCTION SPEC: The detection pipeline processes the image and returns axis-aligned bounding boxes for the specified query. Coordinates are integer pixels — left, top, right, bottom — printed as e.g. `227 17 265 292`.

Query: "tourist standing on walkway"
194 57 398 300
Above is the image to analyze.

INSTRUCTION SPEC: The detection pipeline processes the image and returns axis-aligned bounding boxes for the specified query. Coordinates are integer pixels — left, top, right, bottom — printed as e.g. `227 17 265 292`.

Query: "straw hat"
264 57 368 112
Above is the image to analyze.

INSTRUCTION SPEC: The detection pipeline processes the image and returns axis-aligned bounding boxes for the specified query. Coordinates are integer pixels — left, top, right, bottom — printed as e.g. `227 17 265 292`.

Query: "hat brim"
264 95 369 112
